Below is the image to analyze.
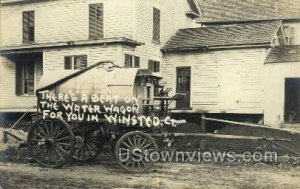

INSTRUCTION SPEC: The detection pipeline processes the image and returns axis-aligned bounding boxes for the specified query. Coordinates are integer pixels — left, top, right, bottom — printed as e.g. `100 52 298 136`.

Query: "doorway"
285 78 300 123
176 67 191 109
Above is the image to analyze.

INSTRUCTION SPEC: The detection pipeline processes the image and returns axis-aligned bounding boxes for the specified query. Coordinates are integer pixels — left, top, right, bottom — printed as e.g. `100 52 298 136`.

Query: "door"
16 61 35 95
23 61 35 95
176 67 191 109
219 64 240 111
285 78 300 123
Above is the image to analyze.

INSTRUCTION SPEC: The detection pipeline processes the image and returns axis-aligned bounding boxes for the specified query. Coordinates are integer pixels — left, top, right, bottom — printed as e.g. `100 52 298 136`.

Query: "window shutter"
23 11 34 43
74 56 87 70
22 12 29 43
134 56 140 68
187 0 200 15
148 60 154 71
27 62 35 95
15 63 23 96
124 54 131 67
154 61 160 72
96 4 104 38
64 56 72 69
153 8 160 42
79 55 87 69
89 4 97 38
28 11 35 41
89 3 103 39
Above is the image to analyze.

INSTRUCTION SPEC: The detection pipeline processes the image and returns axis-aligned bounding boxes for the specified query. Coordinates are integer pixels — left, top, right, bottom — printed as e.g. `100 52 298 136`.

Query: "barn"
264 45 300 128
161 21 288 127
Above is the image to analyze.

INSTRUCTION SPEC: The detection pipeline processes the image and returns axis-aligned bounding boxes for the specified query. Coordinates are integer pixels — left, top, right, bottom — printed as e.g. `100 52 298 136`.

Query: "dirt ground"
1 123 300 189
0 160 300 189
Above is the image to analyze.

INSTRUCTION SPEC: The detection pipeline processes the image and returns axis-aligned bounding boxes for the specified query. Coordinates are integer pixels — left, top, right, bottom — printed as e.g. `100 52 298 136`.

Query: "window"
284 25 294 45
16 62 35 95
64 55 87 70
176 67 191 109
89 3 103 39
23 11 35 43
124 54 140 68
187 0 201 15
148 60 160 72
153 8 160 43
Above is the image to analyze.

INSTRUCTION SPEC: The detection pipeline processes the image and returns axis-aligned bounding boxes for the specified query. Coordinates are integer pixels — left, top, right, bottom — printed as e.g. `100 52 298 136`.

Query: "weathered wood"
203 117 300 134
3 131 25 142
203 117 270 128
264 138 300 156
162 48 266 114
150 132 291 142
201 114 207 132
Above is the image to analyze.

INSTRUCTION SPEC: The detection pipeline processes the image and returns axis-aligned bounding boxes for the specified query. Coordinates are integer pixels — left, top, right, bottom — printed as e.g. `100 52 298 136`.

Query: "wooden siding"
0 55 43 111
0 45 122 111
264 62 300 127
162 48 267 114
0 0 195 112
43 45 121 72
283 22 300 45
0 0 136 47
1 0 195 66
132 0 194 69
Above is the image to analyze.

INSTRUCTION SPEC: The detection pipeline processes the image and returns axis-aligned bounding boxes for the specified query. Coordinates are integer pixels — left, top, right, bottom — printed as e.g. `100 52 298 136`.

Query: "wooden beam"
203 117 272 128
203 117 300 135
150 132 291 142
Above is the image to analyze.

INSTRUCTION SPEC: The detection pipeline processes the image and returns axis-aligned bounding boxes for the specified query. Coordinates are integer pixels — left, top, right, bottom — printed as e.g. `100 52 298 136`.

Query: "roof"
265 45 300 63
162 21 281 52
197 0 300 23
1 0 53 6
0 37 144 55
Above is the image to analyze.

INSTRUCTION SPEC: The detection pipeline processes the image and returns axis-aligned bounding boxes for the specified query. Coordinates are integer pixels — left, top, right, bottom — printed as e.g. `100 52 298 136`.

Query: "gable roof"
265 45 300 63
197 0 300 23
162 21 281 52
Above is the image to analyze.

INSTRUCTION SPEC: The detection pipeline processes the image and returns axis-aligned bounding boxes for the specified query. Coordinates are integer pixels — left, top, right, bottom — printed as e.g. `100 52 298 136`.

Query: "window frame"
89 3 104 39
148 60 160 72
22 10 35 43
152 7 161 43
124 54 140 68
64 55 88 70
16 61 35 96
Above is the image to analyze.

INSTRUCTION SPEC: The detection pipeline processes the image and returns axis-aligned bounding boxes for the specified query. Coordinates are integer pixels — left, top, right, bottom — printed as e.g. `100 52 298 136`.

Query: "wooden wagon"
27 61 185 172
24 61 296 173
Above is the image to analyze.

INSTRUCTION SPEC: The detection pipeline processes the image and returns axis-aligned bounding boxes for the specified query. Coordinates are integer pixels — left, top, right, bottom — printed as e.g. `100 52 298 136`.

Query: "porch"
0 52 43 112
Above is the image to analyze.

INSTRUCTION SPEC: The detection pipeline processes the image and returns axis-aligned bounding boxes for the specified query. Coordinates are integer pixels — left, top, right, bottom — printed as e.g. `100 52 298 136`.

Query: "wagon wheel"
115 131 158 173
73 125 105 162
27 118 75 168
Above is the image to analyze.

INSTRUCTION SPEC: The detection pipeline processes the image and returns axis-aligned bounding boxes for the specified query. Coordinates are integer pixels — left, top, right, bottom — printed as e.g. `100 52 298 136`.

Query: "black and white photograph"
0 0 300 188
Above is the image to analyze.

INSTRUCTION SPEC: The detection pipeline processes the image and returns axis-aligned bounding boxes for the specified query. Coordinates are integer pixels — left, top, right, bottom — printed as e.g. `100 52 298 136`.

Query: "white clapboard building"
161 0 300 128
0 0 199 112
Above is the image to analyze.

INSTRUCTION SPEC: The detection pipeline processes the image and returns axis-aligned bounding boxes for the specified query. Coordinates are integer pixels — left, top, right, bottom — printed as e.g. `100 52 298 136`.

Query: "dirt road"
0 160 300 189
1 123 300 188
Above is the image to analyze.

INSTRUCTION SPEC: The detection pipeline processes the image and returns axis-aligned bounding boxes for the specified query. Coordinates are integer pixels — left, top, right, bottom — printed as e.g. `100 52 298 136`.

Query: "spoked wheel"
115 131 158 173
27 118 75 168
73 125 105 161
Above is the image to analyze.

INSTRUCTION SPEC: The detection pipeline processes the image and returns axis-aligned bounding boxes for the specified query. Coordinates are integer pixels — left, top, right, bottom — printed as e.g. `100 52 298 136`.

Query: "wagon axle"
45 138 56 147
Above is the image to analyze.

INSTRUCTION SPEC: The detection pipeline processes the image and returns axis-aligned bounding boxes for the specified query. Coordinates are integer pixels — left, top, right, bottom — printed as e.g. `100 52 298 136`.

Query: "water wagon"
27 61 183 172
